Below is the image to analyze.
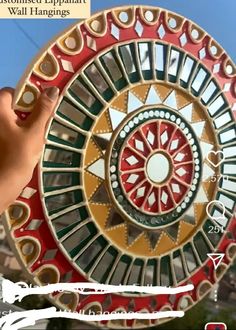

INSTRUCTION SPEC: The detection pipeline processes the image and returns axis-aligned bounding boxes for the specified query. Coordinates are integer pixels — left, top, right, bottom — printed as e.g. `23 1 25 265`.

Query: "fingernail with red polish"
45 87 60 100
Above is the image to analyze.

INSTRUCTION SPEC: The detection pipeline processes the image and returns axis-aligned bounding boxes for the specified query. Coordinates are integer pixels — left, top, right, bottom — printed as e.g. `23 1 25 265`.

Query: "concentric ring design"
2 5 236 329
108 107 202 228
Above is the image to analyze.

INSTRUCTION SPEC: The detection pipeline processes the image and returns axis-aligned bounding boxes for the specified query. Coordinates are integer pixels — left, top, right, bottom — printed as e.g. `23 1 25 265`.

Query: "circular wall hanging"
3 5 236 329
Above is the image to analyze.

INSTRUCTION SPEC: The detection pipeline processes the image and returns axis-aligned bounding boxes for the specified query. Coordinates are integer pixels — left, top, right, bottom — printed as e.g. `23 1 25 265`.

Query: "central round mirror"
146 152 171 184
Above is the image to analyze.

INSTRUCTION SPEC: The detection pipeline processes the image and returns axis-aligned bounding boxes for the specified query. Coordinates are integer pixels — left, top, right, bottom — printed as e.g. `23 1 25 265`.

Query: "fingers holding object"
0 87 18 129
26 87 60 132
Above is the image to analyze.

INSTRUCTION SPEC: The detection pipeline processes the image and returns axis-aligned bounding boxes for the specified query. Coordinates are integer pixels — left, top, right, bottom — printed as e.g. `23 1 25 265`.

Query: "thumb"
26 86 59 131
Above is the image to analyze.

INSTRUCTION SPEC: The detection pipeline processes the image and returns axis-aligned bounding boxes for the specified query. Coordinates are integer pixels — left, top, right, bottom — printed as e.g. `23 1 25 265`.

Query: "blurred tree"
155 299 208 330
46 317 72 330
153 299 236 330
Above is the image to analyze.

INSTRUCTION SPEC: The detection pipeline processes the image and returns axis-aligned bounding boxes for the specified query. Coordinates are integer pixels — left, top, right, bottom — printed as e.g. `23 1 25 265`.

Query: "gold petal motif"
83 82 219 257
132 85 151 103
89 203 112 229
178 220 196 243
84 139 103 167
84 171 103 201
93 110 113 134
156 232 177 254
109 92 128 113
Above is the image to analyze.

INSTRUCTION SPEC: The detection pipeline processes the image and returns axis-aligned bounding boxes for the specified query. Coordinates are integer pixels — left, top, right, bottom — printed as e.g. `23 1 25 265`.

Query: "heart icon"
207 150 225 168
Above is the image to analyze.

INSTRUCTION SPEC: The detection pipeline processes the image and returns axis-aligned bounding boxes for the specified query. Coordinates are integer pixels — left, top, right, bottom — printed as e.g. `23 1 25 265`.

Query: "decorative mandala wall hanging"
3 5 236 329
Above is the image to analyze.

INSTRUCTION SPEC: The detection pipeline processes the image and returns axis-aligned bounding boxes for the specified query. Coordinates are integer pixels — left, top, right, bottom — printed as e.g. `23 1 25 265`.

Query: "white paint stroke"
2 280 194 304
0 307 185 330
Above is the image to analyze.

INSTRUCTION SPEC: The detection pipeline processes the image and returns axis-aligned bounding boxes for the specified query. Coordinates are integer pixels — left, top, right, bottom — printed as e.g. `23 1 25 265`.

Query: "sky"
0 0 235 87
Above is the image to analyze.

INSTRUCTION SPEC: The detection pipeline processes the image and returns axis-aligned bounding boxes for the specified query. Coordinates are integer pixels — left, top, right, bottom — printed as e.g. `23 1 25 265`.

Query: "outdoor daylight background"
0 0 236 87
0 1 235 329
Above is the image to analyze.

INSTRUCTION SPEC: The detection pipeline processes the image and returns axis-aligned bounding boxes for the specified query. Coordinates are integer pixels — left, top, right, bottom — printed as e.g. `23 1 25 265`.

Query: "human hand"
0 86 59 213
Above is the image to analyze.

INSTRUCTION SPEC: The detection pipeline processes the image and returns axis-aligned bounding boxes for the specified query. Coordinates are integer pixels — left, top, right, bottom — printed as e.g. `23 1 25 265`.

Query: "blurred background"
0 0 236 87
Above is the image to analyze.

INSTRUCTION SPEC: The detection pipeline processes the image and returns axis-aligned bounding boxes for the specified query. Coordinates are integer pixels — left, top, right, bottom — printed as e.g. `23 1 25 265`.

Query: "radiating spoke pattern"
5 5 236 328
119 120 194 215
108 108 201 228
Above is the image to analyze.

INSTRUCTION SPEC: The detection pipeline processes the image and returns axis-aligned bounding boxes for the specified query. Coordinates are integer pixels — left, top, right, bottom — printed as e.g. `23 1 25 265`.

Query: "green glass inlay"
48 120 86 149
119 43 141 84
100 49 128 91
43 145 81 168
138 42 153 81
203 219 223 247
43 172 80 193
160 255 173 286
193 232 211 262
70 222 98 259
168 47 184 84
69 77 103 116
76 234 107 271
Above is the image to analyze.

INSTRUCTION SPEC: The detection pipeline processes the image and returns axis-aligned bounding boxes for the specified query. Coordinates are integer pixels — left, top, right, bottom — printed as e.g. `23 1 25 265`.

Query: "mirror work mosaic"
3 5 236 329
